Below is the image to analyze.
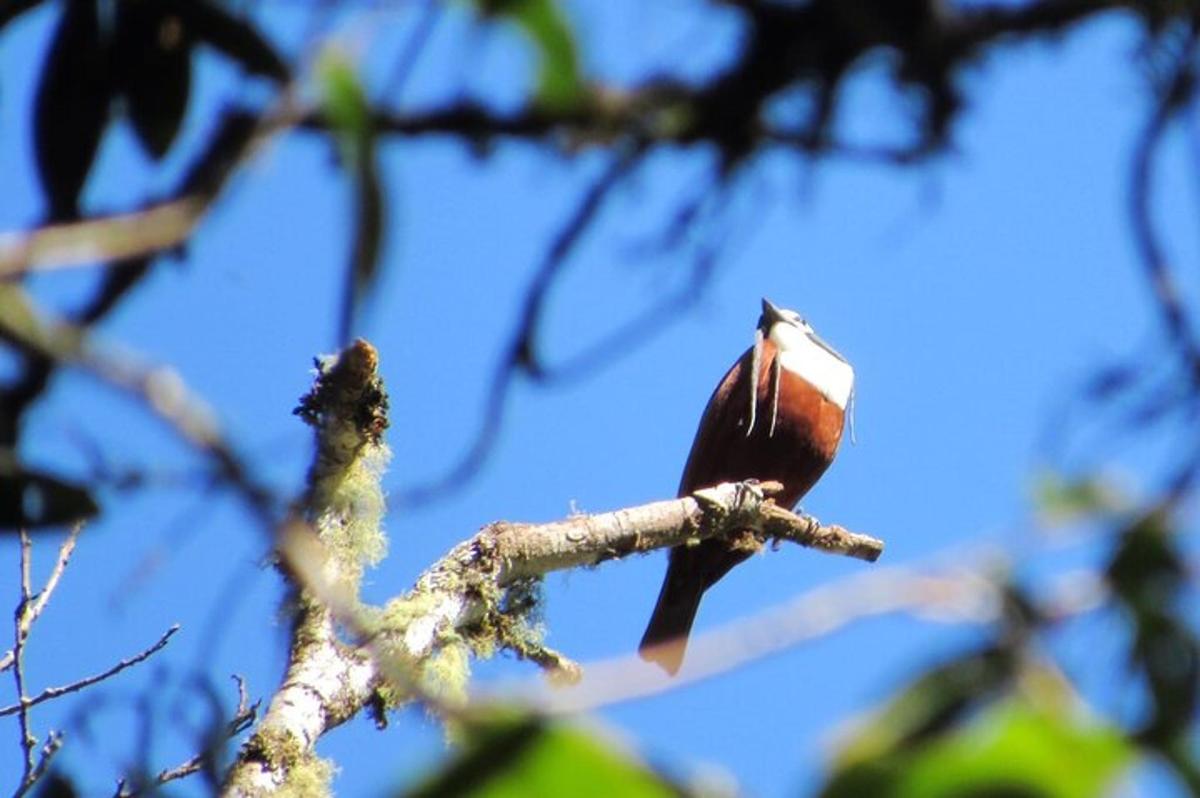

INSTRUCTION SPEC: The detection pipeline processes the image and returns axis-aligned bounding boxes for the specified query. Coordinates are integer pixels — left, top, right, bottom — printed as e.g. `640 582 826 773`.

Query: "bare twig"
137 676 259 791
12 529 36 793
13 732 63 798
0 626 180 718
0 523 83 673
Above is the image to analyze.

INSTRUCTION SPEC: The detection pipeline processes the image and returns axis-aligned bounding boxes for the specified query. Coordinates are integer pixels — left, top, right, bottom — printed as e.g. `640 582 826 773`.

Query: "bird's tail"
638 574 704 675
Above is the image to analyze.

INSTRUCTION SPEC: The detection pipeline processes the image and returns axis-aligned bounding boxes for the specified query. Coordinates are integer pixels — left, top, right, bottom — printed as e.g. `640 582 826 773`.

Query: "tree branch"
222 341 882 796
396 481 881 664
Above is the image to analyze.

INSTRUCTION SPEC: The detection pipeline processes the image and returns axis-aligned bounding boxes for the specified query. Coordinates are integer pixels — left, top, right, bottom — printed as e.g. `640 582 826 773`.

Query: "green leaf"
1031 471 1129 525
824 676 1134 798
824 702 1132 798
833 646 1017 766
913 702 1128 798
318 50 385 344
318 51 370 146
478 0 583 111
404 713 678 798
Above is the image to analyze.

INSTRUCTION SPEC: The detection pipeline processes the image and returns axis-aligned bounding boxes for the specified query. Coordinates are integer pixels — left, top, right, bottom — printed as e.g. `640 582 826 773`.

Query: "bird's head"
758 298 848 364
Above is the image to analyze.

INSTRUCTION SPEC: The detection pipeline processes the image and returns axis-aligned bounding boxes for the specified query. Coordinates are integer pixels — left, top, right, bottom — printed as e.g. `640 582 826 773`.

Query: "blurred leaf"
833 646 1017 766
33 0 112 220
34 772 78 798
0 0 46 32
180 0 287 82
319 51 385 344
1106 511 1183 611
319 51 370 139
906 702 1131 798
1031 471 1129 525
1081 362 1140 402
404 712 678 798
0 458 98 529
1106 511 1200 748
114 0 193 159
478 0 584 111
824 699 1132 798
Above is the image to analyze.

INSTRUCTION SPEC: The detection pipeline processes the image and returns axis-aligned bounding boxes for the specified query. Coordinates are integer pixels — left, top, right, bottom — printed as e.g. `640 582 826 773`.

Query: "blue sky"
0 2 1191 795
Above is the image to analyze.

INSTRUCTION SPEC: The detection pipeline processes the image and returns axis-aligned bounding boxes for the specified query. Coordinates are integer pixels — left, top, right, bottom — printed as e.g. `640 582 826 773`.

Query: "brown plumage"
639 303 849 674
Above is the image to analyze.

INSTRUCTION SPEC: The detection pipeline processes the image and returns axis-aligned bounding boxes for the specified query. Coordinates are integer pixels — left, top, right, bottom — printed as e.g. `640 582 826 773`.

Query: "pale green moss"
277 754 336 798
310 444 390 585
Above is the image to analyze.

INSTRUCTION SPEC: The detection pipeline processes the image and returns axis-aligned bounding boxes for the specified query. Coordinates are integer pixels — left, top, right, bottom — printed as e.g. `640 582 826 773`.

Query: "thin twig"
14 731 63 798
0 523 83 673
0 626 180 718
12 529 36 794
138 675 259 791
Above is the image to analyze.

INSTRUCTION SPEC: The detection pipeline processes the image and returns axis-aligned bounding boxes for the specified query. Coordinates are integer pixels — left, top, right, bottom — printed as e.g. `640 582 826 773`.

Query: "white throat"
769 323 854 410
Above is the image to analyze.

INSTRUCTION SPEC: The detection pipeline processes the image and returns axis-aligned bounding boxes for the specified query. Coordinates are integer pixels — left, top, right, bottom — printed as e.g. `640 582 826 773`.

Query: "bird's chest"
744 363 844 467
679 342 849 508
703 358 841 508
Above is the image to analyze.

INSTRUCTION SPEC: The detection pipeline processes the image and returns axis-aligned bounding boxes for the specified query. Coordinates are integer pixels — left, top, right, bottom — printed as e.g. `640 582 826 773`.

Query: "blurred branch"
0 286 278 526
395 145 647 505
513 557 1109 714
0 197 207 278
1128 21 1200 404
0 103 278 280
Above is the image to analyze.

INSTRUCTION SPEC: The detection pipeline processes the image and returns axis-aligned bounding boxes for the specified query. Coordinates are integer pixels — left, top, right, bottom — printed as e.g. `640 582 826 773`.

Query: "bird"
639 298 854 674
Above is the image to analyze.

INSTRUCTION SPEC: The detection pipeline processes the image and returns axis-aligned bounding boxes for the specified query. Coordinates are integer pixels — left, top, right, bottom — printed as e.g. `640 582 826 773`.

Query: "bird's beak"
807 329 848 363
759 297 785 330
